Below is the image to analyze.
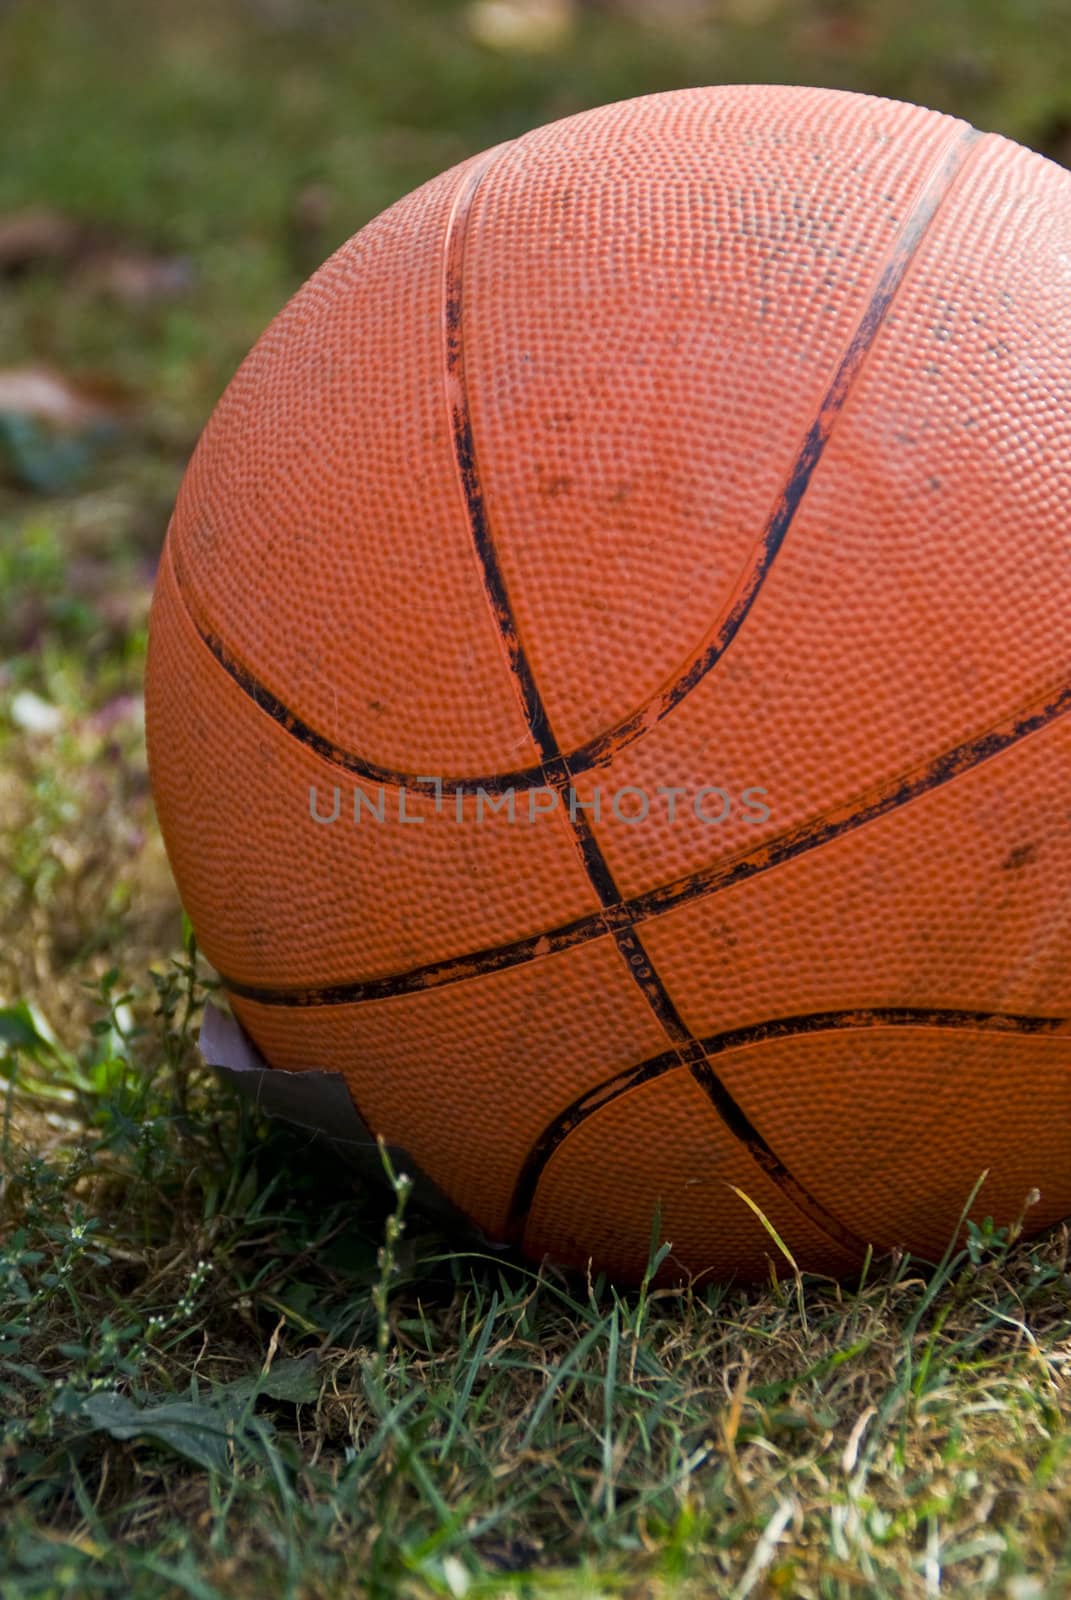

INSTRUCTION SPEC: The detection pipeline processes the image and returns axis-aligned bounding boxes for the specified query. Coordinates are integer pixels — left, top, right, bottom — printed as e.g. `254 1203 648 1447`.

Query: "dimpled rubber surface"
146 85 1071 1284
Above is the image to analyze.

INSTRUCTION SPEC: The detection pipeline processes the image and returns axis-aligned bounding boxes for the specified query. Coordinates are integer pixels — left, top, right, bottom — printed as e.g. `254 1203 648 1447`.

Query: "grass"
3 987 1071 1597
2 0 1071 1595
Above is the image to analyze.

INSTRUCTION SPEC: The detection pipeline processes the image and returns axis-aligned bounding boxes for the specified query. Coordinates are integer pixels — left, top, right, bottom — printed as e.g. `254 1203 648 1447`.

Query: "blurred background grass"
3 0 1071 416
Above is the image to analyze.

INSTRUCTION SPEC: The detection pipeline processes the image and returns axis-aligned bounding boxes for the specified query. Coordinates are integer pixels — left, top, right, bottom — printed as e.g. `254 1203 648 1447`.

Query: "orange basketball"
146 85 1071 1283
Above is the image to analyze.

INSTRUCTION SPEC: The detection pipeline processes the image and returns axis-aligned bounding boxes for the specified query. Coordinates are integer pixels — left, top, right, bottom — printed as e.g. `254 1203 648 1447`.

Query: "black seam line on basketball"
438 122 848 1250
444 150 562 770
554 793 621 908
441 148 625 937
443 160 650 1073
220 673 1071 1006
441 140 689 1037
175 123 983 802
506 1004 1068 1231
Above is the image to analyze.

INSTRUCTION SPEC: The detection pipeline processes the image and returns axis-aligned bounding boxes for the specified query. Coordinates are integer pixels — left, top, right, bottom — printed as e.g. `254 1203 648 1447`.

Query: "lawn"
2 1 1071 1595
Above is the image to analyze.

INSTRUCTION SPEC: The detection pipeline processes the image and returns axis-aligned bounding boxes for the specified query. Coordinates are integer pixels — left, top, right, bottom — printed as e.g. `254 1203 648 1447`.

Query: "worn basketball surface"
146 84 1071 1283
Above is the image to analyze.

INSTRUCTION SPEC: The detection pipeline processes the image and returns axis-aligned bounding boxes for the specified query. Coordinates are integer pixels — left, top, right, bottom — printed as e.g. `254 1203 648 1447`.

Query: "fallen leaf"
223 1354 321 1406
0 365 117 429
0 207 85 274
9 690 64 735
79 1365 313 1475
0 205 192 303
0 365 125 490
466 0 575 53
75 247 194 305
0 415 95 492
81 1391 245 1475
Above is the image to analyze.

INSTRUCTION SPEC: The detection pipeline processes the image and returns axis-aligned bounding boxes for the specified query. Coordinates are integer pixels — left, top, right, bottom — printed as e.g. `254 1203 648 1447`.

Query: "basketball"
145 84 1071 1283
